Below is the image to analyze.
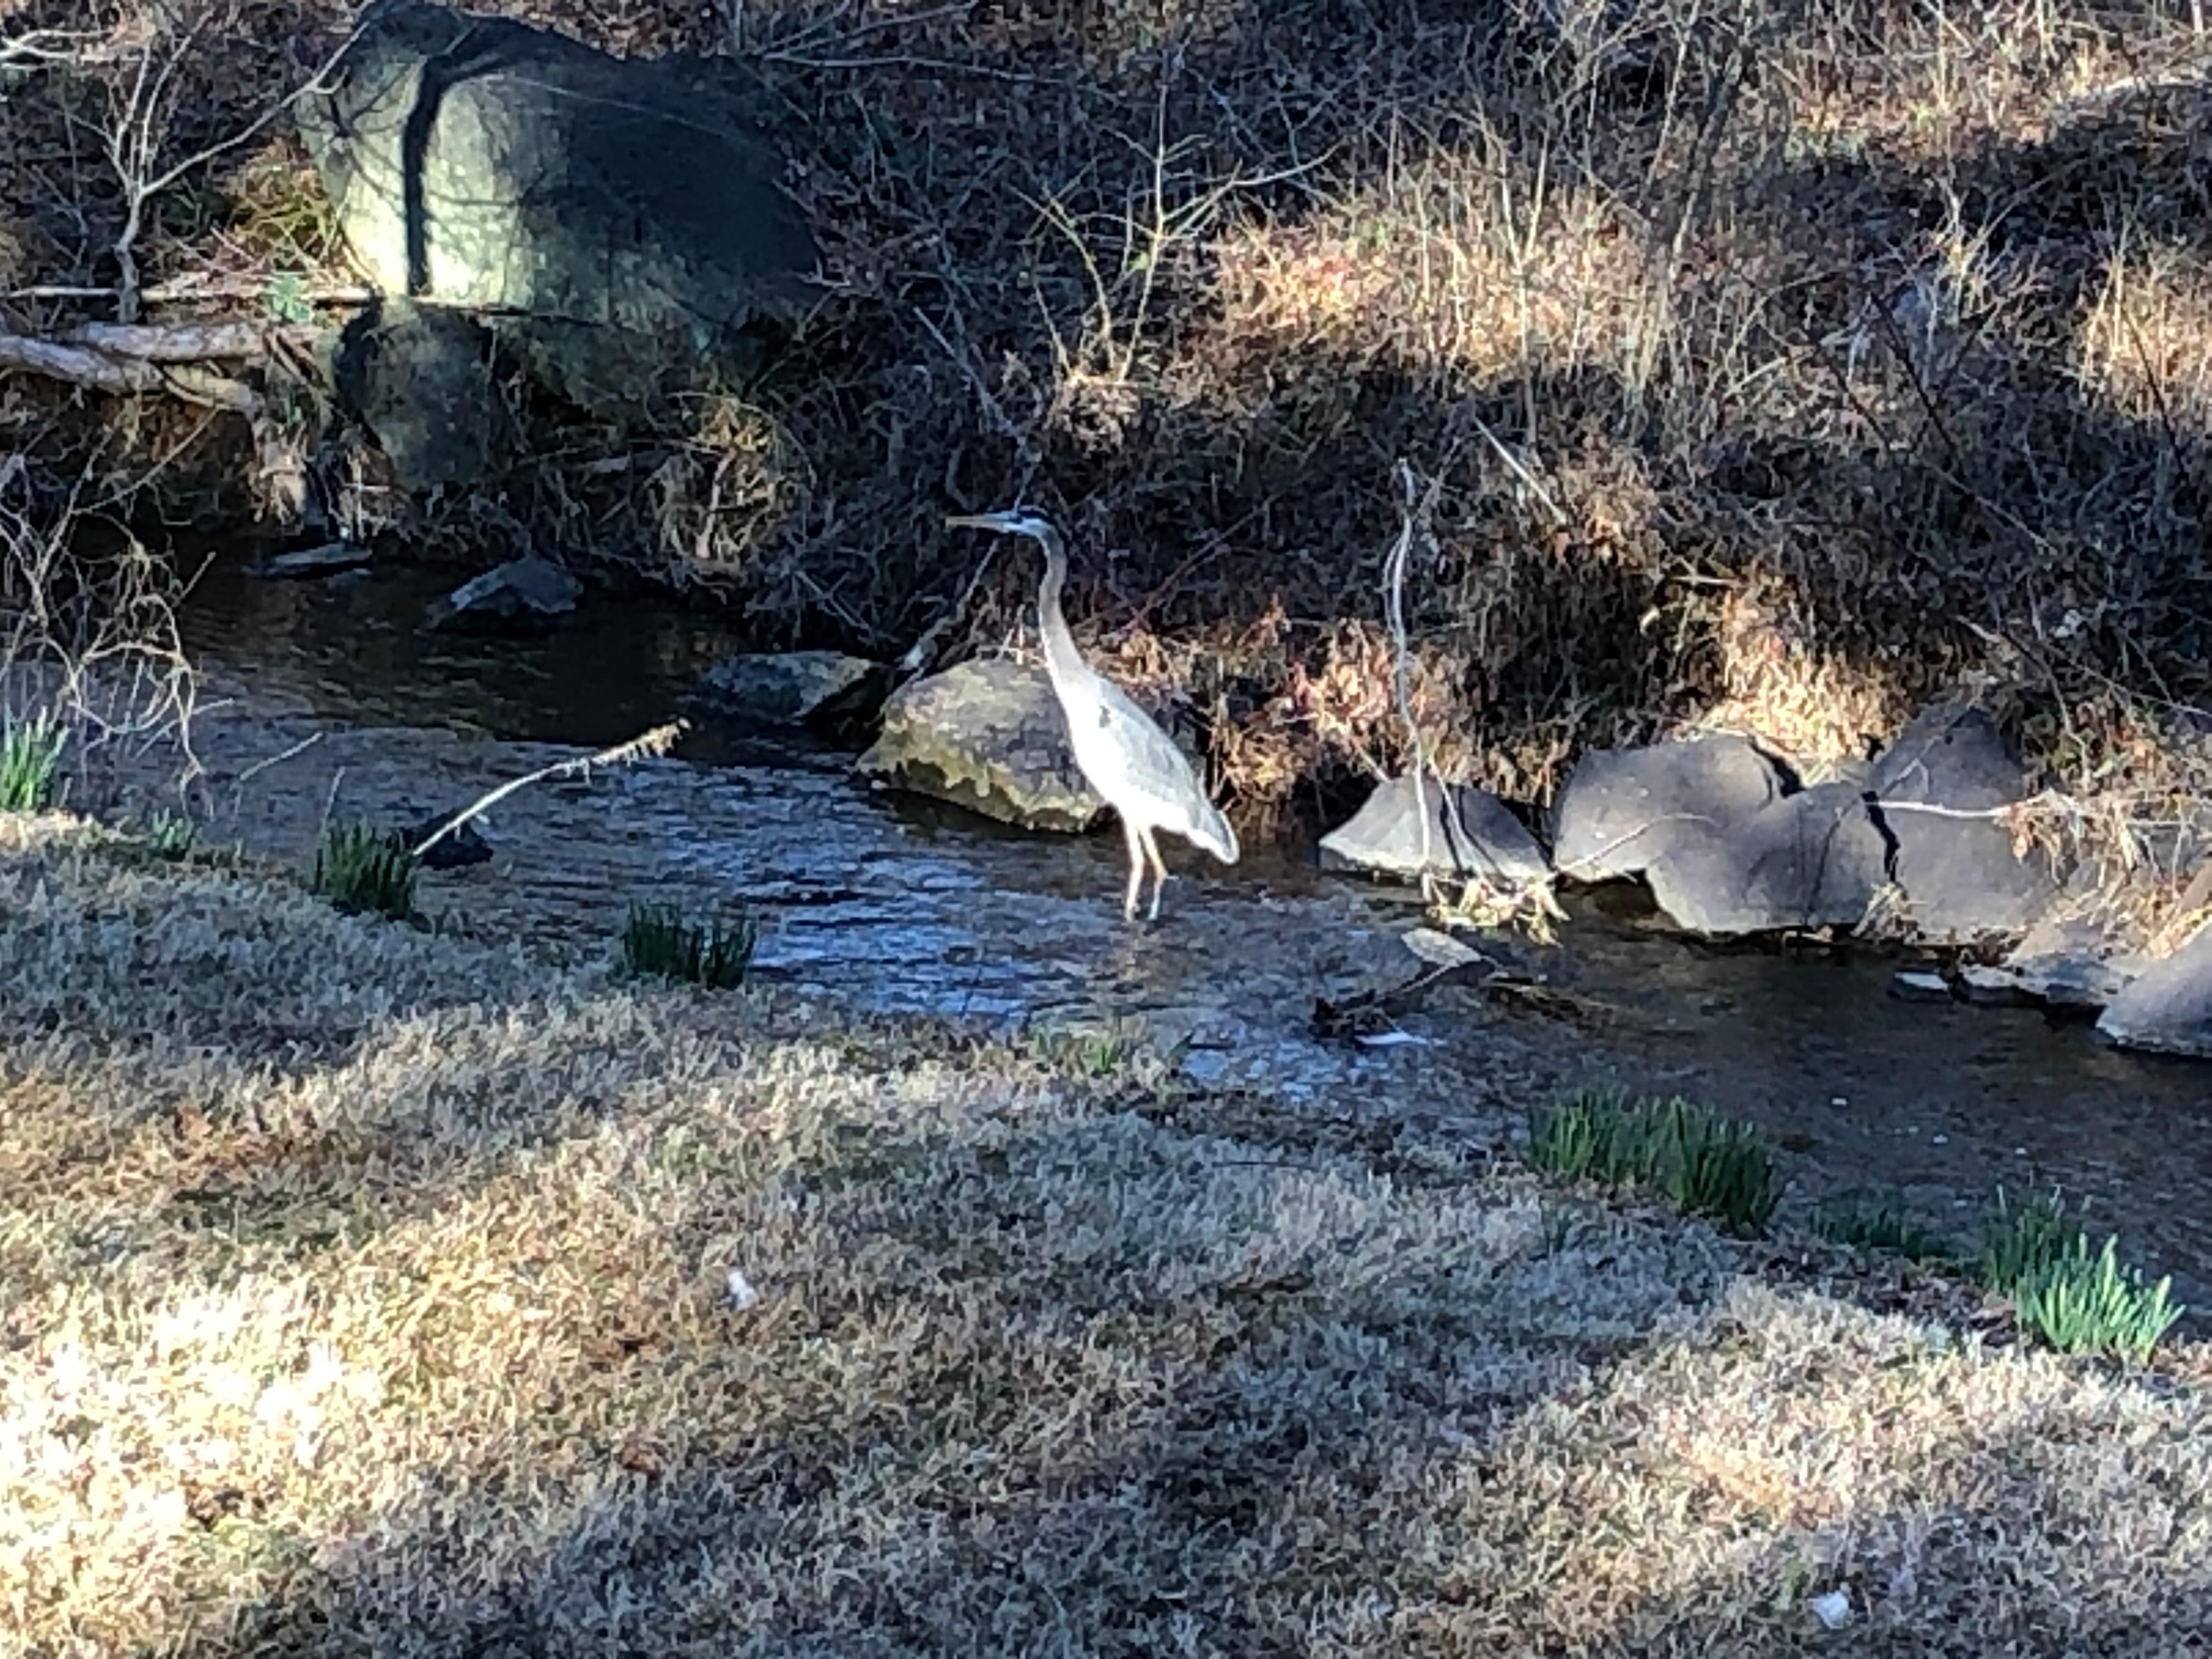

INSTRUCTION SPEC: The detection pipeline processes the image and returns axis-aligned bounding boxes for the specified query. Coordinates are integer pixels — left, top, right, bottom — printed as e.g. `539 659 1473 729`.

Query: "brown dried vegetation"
4 0 2212 834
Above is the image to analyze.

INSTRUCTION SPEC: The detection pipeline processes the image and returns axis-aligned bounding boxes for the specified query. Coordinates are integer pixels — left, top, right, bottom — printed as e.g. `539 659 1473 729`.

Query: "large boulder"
1550 733 1785 882
1868 702 2059 944
329 296 516 491
693 651 889 732
1319 776 1550 888
2097 923 2212 1058
1643 781 1887 935
300 0 817 443
857 659 1105 832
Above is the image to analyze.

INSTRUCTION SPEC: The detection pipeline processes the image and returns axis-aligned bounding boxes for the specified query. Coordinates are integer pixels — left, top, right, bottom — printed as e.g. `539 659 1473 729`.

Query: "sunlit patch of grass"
0 710 66 812
1526 1088 1778 1237
308 822 415 920
619 902 755 989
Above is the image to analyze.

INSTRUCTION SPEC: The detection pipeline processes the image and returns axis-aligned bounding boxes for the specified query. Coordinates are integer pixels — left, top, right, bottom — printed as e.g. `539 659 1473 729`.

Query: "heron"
946 507 1239 922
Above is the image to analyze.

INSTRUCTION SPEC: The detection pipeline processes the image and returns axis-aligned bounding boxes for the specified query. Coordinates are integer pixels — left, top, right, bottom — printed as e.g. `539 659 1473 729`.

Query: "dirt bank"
4 0 2211 834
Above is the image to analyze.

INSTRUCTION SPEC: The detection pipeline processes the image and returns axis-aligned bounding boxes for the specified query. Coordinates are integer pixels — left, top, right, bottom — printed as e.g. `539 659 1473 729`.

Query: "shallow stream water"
123 547 2212 1310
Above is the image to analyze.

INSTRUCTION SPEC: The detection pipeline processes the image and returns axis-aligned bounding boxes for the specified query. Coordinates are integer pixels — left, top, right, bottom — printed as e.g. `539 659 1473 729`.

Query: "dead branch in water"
409 722 690 861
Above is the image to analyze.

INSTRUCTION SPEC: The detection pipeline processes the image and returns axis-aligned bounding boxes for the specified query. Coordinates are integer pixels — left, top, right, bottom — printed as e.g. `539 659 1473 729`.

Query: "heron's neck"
1034 531 1090 688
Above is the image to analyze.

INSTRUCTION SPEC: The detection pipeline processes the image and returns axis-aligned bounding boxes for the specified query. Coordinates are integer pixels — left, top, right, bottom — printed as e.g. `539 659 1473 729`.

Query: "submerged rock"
1869 702 2060 945
425 555 580 632
693 651 889 732
1888 970 1953 1002
248 540 374 580
1319 776 1550 887
1643 781 1886 936
399 809 494 870
2097 923 2212 1058
856 658 1105 832
1550 733 1785 882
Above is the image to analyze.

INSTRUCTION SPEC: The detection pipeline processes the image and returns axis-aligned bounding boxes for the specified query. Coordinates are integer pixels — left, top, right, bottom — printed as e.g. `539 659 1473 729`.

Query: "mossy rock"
857 659 1105 833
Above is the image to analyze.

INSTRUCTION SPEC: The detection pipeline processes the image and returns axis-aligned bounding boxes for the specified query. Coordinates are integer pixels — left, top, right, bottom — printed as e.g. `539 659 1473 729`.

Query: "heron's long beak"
944 514 998 531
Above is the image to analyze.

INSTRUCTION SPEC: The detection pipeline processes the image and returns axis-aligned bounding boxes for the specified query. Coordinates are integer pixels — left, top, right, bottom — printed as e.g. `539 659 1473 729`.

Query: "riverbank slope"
3 809 2210 1653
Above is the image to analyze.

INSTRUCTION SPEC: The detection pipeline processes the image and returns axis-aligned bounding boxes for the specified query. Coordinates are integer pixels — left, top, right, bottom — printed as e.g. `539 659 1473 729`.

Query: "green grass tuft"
620 903 755 989
144 807 196 861
2014 1235 2185 1363
1977 1187 2083 1296
1527 1088 1778 1237
310 822 416 920
0 711 67 812
1811 1194 1959 1265
1025 1020 1144 1079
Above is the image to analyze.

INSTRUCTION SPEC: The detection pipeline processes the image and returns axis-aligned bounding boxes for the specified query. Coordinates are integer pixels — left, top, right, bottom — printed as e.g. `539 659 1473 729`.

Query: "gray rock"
856 658 1105 832
1319 775 1550 887
693 651 889 730
299 2 816 424
1955 964 2030 1006
2002 909 2148 1009
425 554 580 631
2097 924 2212 1058
330 297 516 490
1873 702 2025 807
1869 702 2059 944
248 540 374 580
1551 733 1784 882
1889 970 1954 1003
1643 781 1886 935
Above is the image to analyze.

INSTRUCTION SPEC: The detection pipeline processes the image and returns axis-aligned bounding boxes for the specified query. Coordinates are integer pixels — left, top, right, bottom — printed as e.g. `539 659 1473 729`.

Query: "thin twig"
409 721 689 860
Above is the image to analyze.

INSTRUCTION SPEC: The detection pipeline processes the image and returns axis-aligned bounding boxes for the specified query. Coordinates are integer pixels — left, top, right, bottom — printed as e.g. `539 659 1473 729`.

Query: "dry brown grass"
3 810 2212 1655
8 0 2212 829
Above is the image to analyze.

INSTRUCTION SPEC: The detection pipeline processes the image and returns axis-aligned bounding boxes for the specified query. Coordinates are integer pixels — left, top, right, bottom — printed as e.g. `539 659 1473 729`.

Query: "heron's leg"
1141 826 1169 921
1120 817 1146 923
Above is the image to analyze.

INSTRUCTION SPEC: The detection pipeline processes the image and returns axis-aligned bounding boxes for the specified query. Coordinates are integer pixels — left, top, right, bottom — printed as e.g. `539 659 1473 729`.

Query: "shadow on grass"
98 1070 2212 1656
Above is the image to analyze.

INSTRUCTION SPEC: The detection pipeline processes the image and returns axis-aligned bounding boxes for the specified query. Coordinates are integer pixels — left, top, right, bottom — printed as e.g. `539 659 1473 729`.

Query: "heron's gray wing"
1084 676 1215 831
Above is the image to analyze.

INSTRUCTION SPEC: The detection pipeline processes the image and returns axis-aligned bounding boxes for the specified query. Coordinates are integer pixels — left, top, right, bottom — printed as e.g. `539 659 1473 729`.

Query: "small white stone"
1830 1096 1848 1107
1931 1133 1948 1146
1809 1589 1852 1630
725 1268 761 1311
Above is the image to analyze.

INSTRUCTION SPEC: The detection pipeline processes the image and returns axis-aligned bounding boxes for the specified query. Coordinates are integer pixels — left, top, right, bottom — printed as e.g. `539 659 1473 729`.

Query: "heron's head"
945 507 1060 545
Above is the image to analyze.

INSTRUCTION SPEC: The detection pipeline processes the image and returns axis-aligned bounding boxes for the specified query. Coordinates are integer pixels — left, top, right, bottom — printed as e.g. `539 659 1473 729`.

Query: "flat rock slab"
425 555 580 632
2097 924 2212 1058
2000 909 2147 1009
1644 781 1886 935
1870 702 2059 944
1889 970 1954 1003
1551 733 1784 882
1319 776 1550 887
857 658 1105 832
694 651 888 730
